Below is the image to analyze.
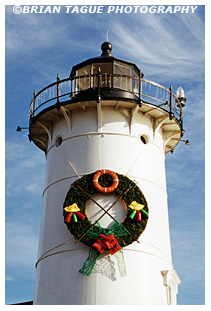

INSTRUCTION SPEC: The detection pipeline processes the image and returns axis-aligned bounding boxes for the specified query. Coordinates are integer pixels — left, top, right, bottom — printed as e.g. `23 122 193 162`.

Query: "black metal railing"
29 73 182 129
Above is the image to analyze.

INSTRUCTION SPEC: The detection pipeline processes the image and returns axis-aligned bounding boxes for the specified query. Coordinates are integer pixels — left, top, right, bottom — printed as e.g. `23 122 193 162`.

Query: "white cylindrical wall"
34 105 174 305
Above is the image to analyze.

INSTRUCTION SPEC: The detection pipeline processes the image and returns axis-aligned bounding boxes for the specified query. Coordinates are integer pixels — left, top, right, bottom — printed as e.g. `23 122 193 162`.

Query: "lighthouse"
29 42 185 305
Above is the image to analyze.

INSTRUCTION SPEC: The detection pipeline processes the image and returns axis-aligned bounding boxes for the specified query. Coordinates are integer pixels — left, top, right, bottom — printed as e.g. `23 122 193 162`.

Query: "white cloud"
5 6 65 55
5 139 45 197
176 10 205 46
5 140 43 283
5 221 39 268
5 5 205 91
109 12 204 82
5 275 15 282
171 226 204 278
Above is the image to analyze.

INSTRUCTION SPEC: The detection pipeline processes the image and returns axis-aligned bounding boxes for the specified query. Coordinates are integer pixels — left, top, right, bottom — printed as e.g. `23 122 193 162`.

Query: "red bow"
92 233 121 255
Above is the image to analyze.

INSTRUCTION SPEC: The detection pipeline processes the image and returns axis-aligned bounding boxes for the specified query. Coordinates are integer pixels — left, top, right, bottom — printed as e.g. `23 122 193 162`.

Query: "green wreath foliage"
63 171 149 247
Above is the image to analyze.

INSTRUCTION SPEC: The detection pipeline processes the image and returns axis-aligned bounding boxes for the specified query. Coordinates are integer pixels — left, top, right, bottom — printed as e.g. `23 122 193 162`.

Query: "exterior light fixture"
181 139 190 145
16 126 29 132
175 87 187 137
176 87 186 107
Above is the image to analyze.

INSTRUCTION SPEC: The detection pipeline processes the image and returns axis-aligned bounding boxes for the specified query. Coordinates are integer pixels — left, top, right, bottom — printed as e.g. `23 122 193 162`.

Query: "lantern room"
70 41 143 101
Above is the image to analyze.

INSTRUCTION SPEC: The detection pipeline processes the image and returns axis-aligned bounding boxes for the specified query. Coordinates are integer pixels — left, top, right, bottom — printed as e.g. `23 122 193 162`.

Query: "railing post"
57 74 60 103
180 107 184 136
71 77 73 97
97 67 101 103
109 74 112 88
33 89 36 118
74 76 77 95
169 85 173 120
139 72 142 107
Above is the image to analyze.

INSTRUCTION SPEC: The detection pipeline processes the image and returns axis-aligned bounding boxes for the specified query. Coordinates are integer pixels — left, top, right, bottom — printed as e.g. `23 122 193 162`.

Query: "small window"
140 134 149 145
55 136 63 147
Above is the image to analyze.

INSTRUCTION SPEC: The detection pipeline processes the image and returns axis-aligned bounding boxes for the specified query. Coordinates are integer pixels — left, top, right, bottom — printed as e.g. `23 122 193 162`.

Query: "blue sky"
4 1 205 306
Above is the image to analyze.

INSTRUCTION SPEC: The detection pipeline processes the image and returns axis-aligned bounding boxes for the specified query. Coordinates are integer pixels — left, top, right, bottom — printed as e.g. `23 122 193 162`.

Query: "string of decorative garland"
63 171 149 248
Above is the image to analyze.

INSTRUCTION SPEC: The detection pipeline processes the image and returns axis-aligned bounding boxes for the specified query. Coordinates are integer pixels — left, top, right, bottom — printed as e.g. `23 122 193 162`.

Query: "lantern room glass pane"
76 65 91 91
132 69 139 95
92 63 113 88
74 61 139 95
114 62 133 92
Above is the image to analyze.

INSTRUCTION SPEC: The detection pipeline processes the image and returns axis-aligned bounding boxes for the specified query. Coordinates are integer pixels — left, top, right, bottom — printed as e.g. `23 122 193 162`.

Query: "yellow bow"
129 201 145 211
64 203 80 213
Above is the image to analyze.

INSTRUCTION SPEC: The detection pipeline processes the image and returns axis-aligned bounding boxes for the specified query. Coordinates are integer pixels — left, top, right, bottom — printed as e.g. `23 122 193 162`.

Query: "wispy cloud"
176 10 205 46
5 138 45 197
5 140 43 291
5 140 43 272
109 12 204 82
5 275 15 282
170 219 205 271
6 220 39 268
5 5 204 88
5 7 65 55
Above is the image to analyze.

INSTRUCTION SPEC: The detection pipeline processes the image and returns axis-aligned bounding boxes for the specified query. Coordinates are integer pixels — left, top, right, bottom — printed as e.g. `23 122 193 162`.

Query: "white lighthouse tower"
29 42 186 305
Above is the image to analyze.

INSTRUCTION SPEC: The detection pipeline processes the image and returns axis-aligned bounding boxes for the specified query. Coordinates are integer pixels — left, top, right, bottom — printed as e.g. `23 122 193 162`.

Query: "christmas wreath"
63 170 149 276
63 170 148 248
